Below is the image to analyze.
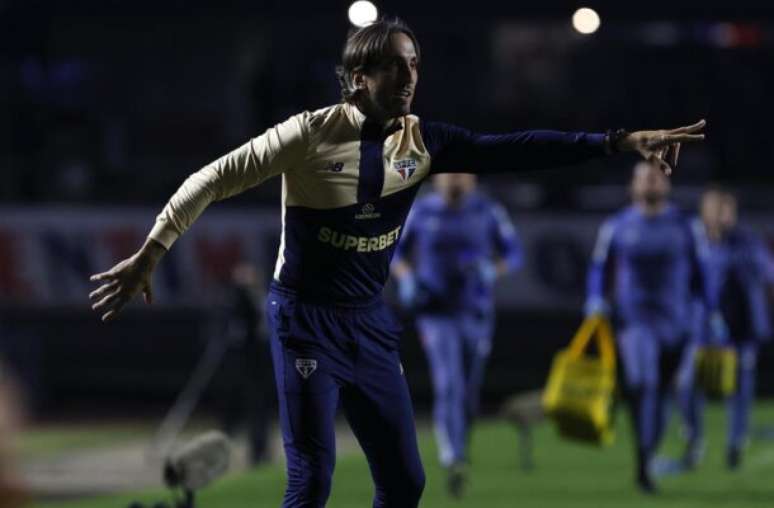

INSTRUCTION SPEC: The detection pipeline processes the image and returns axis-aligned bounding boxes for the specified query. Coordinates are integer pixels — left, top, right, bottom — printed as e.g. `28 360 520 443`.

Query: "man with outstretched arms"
90 18 704 508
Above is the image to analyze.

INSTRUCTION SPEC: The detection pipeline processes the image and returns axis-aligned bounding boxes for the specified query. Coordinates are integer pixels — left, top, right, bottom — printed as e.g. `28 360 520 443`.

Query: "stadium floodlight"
572 7 601 35
348 1 378 28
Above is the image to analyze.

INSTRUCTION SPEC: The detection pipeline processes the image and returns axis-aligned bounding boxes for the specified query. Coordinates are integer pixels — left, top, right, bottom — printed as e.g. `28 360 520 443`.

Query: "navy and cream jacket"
149 102 606 304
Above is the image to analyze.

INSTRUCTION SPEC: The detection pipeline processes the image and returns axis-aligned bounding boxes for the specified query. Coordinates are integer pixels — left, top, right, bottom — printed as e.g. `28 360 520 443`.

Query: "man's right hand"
89 238 166 322
708 311 730 344
583 297 610 317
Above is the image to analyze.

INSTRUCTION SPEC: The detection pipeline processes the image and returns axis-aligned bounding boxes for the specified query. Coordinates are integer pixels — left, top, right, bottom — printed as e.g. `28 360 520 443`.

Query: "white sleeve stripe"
273 177 289 282
592 221 615 263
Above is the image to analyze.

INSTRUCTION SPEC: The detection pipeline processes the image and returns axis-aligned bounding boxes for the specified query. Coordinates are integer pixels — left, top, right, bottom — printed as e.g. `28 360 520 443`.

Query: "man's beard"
444 188 466 206
642 191 666 206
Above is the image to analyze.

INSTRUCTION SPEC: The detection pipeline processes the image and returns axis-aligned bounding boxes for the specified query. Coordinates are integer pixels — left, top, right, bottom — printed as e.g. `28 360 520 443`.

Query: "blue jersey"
586 205 707 343
694 220 772 343
150 102 605 304
393 192 522 312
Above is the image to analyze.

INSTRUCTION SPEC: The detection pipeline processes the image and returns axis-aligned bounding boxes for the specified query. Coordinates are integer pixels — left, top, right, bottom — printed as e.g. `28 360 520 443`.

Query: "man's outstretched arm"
585 219 617 316
391 206 420 307
488 203 523 277
425 120 705 176
89 112 309 322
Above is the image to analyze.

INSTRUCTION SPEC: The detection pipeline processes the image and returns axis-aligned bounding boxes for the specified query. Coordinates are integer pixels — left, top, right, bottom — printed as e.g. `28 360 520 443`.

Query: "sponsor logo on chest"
355 202 381 220
318 225 402 252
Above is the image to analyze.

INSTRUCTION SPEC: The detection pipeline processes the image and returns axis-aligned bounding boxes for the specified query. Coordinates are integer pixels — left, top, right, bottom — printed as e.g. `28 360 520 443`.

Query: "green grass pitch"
35 402 774 508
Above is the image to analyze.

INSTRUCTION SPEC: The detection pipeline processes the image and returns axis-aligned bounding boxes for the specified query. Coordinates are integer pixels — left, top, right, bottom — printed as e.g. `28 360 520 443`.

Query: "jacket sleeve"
148 112 310 249
488 202 523 272
687 217 716 312
585 217 617 315
392 202 421 266
749 233 773 341
421 121 607 175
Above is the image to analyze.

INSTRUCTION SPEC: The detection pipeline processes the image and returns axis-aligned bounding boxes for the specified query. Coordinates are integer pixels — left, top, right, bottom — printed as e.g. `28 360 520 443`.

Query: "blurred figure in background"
680 187 773 470
392 173 522 497
0 357 28 508
212 262 273 466
585 162 715 493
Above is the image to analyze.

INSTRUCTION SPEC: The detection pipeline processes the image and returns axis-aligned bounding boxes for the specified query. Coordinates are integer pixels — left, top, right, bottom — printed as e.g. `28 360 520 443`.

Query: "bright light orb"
348 1 378 28
572 8 601 35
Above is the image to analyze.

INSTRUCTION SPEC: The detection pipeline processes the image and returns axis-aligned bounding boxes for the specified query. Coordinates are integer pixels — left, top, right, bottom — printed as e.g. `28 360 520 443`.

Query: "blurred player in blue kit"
89 17 705 507
391 173 522 497
586 162 717 492
679 187 773 470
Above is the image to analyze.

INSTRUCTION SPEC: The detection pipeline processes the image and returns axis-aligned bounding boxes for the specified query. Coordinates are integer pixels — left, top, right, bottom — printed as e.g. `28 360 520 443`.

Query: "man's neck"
353 100 400 131
635 199 667 217
443 192 470 209
705 226 724 242
709 224 734 243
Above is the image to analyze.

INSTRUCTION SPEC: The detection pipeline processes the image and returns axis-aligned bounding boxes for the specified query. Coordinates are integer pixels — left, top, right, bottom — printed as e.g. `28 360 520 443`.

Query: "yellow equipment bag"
542 314 617 445
695 346 737 399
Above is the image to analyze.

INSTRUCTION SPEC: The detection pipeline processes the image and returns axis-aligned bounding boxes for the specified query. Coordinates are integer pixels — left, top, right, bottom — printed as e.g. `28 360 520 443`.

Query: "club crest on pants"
295 358 317 379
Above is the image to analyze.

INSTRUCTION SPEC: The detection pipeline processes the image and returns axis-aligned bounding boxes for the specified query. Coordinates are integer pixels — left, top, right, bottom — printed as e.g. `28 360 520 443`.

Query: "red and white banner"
0 206 279 308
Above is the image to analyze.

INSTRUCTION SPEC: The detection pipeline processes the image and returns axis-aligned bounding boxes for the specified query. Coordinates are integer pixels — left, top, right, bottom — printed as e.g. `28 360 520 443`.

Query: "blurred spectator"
211 262 273 466
681 188 774 470
584 162 710 492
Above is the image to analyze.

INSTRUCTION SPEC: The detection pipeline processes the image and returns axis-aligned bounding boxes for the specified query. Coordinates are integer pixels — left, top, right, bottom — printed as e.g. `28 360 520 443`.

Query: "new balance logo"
322 162 344 173
295 358 317 379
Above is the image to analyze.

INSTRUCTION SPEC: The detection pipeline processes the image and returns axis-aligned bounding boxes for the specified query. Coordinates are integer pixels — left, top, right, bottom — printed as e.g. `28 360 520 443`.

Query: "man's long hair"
335 18 420 103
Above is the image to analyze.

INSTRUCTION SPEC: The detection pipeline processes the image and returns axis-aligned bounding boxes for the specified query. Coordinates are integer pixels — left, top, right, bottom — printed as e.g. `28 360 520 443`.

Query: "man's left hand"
617 119 706 175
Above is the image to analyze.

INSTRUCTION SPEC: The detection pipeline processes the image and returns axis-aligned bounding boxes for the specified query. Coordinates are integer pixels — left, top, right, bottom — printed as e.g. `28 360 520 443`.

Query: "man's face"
433 173 477 202
358 32 418 119
719 194 738 231
701 190 724 233
631 162 671 205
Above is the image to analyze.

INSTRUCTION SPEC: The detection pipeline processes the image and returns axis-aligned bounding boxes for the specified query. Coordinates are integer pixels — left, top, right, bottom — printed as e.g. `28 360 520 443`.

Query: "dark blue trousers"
618 324 687 465
677 342 759 450
416 312 493 467
266 287 425 508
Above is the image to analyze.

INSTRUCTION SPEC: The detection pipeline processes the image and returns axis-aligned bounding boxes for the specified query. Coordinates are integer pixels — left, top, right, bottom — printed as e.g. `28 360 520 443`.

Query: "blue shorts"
266 284 425 507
